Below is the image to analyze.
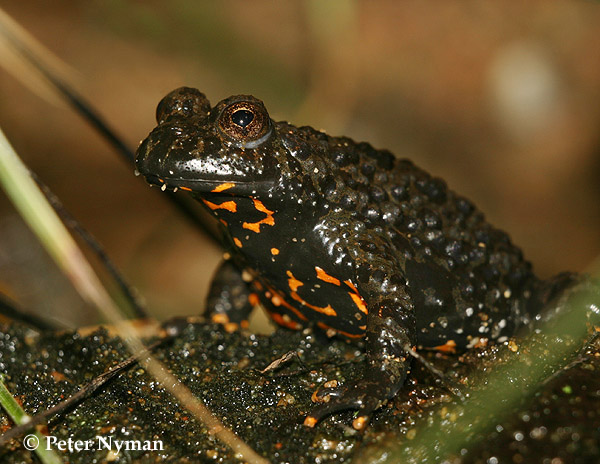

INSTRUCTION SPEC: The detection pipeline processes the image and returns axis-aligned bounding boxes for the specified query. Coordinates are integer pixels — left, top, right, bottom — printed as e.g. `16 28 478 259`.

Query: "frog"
135 87 598 430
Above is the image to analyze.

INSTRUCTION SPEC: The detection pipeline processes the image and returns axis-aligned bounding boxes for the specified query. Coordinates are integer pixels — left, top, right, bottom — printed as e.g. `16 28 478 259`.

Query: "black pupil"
231 109 254 128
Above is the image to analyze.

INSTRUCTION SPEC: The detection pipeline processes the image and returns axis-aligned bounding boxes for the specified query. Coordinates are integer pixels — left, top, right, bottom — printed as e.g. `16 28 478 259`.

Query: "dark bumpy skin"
135 87 589 429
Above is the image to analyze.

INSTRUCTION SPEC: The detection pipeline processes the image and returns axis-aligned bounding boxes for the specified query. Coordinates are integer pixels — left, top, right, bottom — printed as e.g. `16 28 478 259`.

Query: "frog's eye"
231 109 254 128
217 99 271 147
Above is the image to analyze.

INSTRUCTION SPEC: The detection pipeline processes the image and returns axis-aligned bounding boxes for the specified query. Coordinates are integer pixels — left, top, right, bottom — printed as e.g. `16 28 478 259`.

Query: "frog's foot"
206 260 255 333
210 313 250 333
305 314 413 429
161 316 203 336
304 376 403 430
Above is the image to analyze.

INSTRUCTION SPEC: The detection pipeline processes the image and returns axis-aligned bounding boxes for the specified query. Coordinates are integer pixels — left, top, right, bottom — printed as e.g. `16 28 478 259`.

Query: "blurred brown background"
0 1 599 327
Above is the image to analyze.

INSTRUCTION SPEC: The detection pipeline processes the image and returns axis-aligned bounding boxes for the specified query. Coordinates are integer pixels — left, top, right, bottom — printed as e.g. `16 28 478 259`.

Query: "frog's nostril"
231 109 254 128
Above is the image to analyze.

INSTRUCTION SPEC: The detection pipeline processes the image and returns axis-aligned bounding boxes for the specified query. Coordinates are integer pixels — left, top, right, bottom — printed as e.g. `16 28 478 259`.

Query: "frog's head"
135 87 281 197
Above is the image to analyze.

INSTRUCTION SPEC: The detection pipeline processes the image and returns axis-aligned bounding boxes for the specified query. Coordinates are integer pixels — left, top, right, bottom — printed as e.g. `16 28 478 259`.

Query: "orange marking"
348 292 368 315
286 271 304 292
317 321 364 339
179 186 192 192
219 219 228 226
224 322 239 333
315 267 341 286
252 281 263 291
344 279 368 315
285 270 337 317
271 293 282 306
473 338 489 349
51 371 66 382
340 330 365 339
432 340 457 354
268 311 301 330
233 237 243 248
291 292 336 317
209 314 248 334
243 223 261 233
211 314 229 324
271 248 280 256
263 283 308 322
304 416 318 428
352 416 368 430
211 182 235 193
311 389 321 403
248 293 260 306
242 199 275 233
344 279 358 293
202 199 237 213
277 297 307 321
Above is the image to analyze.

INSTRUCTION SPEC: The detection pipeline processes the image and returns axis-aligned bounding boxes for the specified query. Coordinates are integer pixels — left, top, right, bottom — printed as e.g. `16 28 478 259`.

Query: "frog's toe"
311 384 345 401
304 381 383 429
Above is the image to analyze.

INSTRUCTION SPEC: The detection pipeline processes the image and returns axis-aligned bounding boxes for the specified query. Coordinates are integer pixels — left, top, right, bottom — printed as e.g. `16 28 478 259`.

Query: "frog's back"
298 126 540 346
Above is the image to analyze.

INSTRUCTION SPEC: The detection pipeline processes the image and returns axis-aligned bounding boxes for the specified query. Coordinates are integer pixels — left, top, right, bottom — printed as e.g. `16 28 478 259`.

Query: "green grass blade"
0 126 269 463
0 375 63 464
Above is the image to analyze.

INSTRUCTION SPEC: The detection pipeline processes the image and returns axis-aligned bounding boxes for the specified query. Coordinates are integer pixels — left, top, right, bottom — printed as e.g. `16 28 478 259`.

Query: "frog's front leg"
206 259 256 331
305 249 416 429
305 293 415 429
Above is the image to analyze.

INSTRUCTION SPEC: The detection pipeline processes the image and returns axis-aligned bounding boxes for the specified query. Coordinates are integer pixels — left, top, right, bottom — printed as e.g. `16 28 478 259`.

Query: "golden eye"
217 98 271 147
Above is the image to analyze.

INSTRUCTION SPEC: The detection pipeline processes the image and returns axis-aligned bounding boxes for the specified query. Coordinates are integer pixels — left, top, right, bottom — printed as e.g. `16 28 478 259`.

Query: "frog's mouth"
137 172 274 196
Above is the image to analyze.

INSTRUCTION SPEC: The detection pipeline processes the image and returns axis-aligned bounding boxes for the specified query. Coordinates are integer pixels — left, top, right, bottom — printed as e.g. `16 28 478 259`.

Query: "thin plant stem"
0 338 165 447
0 375 64 464
0 127 269 464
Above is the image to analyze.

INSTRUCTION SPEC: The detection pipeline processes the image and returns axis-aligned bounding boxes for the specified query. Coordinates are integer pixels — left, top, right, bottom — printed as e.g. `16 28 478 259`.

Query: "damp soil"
0 321 598 463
